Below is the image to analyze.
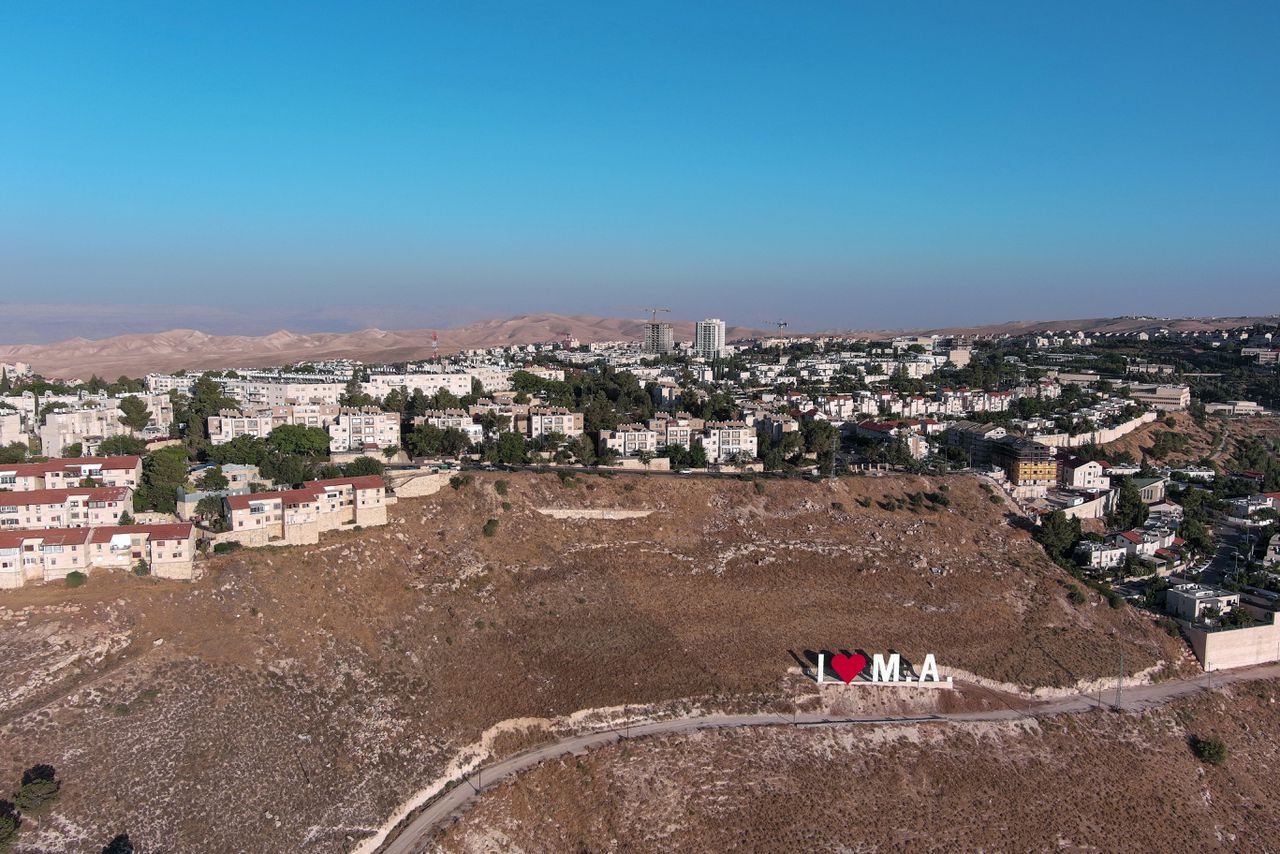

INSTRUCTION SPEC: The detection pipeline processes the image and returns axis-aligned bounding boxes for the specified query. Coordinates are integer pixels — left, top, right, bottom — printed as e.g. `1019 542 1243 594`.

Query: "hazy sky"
2 1 1277 337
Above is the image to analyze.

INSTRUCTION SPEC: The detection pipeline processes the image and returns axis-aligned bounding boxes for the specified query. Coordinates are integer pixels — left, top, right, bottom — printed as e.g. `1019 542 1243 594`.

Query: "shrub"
1067 587 1087 606
449 474 474 490
212 542 242 555
65 571 87 588
1107 592 1126 609
501 501 512 511
1190 735 1227 765
482 518 499 537
494 479 509 496
753 481 766 495
132 560 151 577
830 501 844 511
988 494 1004 505
14 765 59 815
1157 617 1180 637
857 496 873 508
0 800 20 852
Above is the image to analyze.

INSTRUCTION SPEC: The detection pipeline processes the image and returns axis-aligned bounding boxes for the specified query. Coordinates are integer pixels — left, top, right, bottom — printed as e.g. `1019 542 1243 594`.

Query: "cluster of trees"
757 420 840 472
510 368 655 433
1 764 65 852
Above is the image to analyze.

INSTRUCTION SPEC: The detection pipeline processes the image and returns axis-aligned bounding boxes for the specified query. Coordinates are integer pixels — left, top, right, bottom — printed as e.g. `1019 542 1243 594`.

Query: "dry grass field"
438 679 1280 853
0 473 1189 852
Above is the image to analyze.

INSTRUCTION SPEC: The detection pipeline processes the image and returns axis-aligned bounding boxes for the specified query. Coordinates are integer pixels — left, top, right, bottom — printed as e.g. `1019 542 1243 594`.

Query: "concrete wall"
535 508 654 520
384 470 450 498
1031 412 1158 449
1186 621 1280 671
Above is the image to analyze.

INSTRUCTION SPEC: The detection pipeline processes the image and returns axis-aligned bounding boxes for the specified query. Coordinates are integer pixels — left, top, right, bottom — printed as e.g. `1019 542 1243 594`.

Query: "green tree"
267 425 330 457
195 495 227 528
116 396 152 431
1112 477 1150 531
195 466 229 491
207 435 269 466
14 765 60 815
98 435 147 456
1190 735 1227 765
0 799 19 852
688 443 709 468
345 456 385 477
136 446 189 513
63 442 83 459
1035 510 1082 564
486 431 528 465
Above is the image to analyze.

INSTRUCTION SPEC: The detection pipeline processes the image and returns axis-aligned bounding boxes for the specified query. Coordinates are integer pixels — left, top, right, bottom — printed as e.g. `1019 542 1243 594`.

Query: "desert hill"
2 311 1275 379
0 473 1185 852
0 314 763 379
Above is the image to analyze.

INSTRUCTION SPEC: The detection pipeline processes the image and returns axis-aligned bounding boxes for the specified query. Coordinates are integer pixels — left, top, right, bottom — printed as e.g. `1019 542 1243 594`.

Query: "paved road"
371 662 1280 854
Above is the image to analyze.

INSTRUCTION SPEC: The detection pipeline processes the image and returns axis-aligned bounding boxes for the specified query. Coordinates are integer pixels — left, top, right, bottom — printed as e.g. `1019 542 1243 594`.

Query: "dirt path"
367 662 1280 854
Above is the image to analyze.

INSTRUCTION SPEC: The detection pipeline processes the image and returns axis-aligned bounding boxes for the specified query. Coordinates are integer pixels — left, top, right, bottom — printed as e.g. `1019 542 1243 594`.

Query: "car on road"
678 469 693 475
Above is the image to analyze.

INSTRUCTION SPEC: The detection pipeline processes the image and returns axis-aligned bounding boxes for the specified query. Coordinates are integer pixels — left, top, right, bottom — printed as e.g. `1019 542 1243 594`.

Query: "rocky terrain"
0 473 1189 852
438 678 1280 853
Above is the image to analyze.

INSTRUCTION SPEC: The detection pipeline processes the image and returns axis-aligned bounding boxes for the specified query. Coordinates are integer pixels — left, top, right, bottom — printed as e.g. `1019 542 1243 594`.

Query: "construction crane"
431 330 439 360
641 306 671 323
763 319 788 336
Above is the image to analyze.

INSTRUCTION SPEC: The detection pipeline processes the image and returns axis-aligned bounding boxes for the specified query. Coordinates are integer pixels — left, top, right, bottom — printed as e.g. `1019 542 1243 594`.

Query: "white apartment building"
0 456 142 492
0 486 133 530
361 370 512 400
221 378 345 407
0 411 22 447
698 422 758 464
695 319 727 360
145 373 196 395
647 414 704 449
207 404 350 445
327 407 401 451
599 424 660 457
38 395 174 457
527 407 584 439
1058 458 1111 491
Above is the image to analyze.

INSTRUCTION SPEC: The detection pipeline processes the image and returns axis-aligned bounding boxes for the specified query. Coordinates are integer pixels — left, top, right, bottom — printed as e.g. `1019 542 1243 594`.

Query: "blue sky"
1 1 1277 337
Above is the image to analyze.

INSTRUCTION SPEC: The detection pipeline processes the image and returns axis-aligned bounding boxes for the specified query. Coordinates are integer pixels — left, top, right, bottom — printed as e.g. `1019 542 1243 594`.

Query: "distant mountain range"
0 312 1273 380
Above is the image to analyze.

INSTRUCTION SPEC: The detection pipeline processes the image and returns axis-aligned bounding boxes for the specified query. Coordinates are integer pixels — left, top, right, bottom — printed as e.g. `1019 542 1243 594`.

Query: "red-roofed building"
222 476 387 546
0 456 142 492
0 522 195 588
0 487 132 530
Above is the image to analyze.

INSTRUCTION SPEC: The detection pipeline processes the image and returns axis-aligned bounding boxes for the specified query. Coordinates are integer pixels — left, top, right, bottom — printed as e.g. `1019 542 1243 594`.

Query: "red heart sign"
830 653 867 683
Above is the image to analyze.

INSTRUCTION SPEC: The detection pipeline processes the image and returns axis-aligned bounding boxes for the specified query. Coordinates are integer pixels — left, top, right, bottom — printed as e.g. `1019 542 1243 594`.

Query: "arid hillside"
438 678 1280 853
1100 412 1280 466
0 474 1187 852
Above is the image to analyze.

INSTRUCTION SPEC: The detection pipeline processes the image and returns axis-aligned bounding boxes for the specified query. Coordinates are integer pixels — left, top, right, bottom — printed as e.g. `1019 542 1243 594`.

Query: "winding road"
372 662 1280 854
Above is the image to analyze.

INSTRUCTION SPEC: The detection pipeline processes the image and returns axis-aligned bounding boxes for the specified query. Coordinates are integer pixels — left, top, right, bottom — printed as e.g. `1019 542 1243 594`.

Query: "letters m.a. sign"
815 652 952 687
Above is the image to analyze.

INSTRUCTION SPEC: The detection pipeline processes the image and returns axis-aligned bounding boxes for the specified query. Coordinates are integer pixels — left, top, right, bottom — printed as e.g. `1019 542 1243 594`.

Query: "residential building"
643 322 675 355
412 409 485 444
327 407 401 451
223 475 387 546
695 319 726 360
0 411 23 447
1167 584 1240 622
0 487 133 530
0 456 142 492
599 424 660 457
698 421 758 464
1058 457 1111 491
527 407 584 439
39 395 174 457
648 413 704 450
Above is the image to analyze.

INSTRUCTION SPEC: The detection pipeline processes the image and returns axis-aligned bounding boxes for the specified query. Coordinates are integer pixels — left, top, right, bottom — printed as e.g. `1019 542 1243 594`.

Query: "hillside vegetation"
0 473 1185 852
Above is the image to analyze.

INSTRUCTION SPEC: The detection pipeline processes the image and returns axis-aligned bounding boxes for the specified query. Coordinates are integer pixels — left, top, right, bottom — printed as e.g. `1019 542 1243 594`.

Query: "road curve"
373 662 1280 854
